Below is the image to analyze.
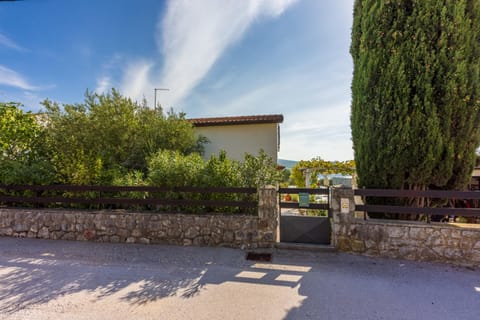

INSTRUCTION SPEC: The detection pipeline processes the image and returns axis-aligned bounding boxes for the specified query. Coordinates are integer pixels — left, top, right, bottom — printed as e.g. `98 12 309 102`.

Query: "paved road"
0 237 478 320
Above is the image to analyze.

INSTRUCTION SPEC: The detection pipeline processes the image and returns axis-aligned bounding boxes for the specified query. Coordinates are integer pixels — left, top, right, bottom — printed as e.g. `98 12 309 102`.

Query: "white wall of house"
194 123 279 163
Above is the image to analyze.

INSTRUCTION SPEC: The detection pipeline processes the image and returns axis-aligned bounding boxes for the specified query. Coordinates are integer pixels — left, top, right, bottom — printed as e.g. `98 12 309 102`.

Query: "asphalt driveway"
0 237 478 320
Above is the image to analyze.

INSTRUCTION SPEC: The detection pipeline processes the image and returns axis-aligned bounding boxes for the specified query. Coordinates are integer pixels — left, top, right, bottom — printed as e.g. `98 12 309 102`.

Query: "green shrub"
241 150 281 188
201 151 242 187
41 90 206 185
113 170 146 187
0 159 54 185
147 149 281 189
145 150 279 214
147 150 204 187
111 171 147 210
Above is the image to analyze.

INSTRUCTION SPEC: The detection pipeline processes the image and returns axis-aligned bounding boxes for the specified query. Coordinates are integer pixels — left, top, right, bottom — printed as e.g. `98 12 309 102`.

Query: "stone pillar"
258 185 279 245
331 187 355 248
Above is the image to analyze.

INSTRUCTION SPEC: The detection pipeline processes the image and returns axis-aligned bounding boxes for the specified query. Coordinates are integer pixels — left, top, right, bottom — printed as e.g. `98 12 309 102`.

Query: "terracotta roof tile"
188 114 283 127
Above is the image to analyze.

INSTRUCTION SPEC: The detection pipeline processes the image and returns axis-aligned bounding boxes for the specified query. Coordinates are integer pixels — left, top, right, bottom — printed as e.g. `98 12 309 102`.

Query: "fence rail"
354 188 480 221
278 188 329 195
0 185 258 212
0 185 256 193
278 187 330 211
355 188 480 199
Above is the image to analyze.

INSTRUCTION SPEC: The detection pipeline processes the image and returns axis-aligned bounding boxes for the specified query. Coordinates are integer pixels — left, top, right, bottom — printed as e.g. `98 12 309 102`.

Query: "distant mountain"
278 159 298 170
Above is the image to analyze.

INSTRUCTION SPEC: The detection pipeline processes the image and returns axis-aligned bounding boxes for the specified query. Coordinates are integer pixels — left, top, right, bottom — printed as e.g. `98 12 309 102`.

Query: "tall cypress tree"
351 0 480 191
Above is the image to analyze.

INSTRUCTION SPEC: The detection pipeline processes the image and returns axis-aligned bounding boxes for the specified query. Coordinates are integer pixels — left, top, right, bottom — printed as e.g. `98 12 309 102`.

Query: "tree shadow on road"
280 252 480 320
0 238 311 315
4 238 477 319
0 238 234 314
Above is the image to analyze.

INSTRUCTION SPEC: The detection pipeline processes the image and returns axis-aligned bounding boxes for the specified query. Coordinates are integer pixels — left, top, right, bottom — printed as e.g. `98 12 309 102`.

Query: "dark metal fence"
354 188 480 222
0 185 257 214
278 187 331 244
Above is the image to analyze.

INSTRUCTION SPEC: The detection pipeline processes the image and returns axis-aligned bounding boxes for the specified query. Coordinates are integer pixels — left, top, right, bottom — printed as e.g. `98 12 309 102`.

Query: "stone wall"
332 188 480 267
0 187 278 249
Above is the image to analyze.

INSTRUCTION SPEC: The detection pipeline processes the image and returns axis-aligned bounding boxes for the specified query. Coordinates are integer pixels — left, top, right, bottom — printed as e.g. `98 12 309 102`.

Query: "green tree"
351 0 480 192
0 102 41 161
240 150 282 188
279 168 292 187
146 149 279 213
42 89 206 184
201 151 242 187
291 158 355 187
147 150 205 187
147 149 281 189
0 103 53 184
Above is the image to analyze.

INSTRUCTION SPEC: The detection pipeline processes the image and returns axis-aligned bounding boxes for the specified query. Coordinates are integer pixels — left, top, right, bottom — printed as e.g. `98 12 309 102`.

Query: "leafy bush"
199 151 244 213
0 98 280 214
0 102 53 185
201 151 241 187
145 149 280 214
0 159 54 185
110 171 148 210
147 150 205 187
41 89 206 185
113 170 146 187
147 149 280 189
240 150 281 188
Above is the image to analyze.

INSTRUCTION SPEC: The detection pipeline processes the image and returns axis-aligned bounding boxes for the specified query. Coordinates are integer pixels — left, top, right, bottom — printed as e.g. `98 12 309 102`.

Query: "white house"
189 114 283 163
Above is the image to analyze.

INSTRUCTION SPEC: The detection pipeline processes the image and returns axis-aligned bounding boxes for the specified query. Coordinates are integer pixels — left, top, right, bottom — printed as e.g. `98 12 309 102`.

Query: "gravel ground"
0 237 478 320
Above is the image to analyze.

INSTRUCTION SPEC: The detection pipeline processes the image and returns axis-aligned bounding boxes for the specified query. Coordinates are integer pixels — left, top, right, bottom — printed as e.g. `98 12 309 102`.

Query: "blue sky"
0 0 354 161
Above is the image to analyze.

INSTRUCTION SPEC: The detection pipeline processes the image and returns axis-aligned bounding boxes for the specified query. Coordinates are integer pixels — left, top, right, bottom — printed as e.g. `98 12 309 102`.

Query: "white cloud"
116 0 298 108
198 77 353 161
21 91 45 111
109 0 353 161
158 0 298 107
278 102 353 161
0 65 54 112
0 65 38 90
0 33 26 52
279 132 353 161
95 53 123 94
199 62 353 161
283 104 350 134
209 84 275 115
0 89 45 112
120 60 154 102
95 75 111 94
182 59 353 161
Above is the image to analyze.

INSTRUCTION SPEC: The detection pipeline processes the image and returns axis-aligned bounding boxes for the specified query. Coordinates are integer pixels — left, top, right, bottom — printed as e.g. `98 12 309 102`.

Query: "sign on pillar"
341 198 349 214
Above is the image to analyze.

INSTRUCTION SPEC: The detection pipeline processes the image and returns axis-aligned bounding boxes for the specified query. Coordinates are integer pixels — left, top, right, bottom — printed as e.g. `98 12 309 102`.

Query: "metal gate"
279 187 331 245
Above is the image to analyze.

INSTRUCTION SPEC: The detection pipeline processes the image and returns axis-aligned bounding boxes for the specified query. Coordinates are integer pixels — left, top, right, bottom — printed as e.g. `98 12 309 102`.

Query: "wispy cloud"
158 0 298 107
95 75 111 94
279 103 353 161
0 65 38 90
119 0 298 107
95 53 123 94
0 33 26 52
120 60 154 102
0 90 46 112
277 87 353 161
194 61 353 160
